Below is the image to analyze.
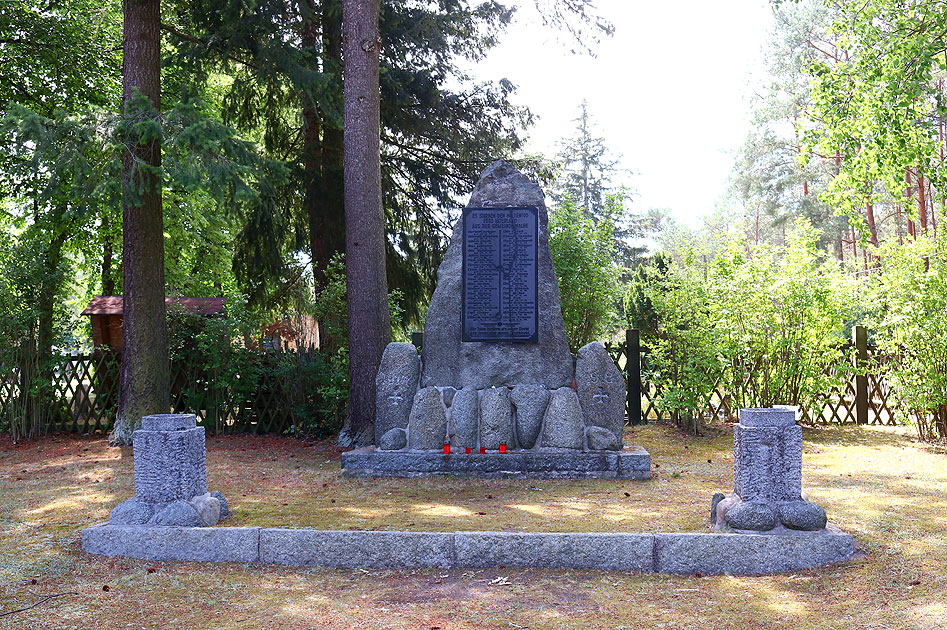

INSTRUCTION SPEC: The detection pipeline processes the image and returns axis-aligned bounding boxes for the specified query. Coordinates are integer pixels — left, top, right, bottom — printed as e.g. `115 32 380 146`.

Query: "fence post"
854 325 869 425
411 331 423 353
627 329 644 425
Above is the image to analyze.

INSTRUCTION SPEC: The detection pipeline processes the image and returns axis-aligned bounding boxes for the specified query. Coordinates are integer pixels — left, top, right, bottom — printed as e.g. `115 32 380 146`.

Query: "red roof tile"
81 296 226 316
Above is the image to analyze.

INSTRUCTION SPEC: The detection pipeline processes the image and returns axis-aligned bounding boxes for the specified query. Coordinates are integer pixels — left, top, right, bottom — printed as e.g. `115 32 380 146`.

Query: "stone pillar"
712 408 827 532
108 414 228 527
134 413 208 503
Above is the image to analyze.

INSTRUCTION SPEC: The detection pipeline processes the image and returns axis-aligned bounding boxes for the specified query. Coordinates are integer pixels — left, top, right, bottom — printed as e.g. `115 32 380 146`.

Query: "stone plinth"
108 414 228 528
134 414 208 504
341 446 651 479
712 407 827 532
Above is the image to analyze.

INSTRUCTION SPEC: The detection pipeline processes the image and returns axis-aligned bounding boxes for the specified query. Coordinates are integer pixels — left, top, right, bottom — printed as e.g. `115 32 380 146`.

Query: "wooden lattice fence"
0 349 322 436
607 326 899 427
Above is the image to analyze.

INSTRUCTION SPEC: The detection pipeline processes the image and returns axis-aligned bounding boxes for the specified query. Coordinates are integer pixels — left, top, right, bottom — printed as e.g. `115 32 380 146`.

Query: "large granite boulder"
479 387 514 450
575 342 625 447
408 387 448 450
540 388 584 450
374 342 421 442
511 384 549 449
421 161 573 390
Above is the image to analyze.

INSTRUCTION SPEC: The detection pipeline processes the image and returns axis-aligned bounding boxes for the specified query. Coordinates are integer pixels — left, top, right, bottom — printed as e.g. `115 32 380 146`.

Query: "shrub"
637 249 727 432
872 234 947 442
549 195 623 350
711 220 857 414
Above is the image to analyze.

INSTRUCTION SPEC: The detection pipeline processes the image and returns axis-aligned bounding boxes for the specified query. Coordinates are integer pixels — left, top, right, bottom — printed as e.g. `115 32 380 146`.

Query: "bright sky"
470 0 775 226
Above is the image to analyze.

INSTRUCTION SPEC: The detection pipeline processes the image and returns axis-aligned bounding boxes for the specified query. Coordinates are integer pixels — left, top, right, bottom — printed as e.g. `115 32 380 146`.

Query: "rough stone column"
133 413 208 503
109 413 227 527
713 408 827 532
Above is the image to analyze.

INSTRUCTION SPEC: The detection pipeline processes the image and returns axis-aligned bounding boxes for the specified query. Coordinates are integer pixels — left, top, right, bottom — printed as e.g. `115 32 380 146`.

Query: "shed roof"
81 296 226 316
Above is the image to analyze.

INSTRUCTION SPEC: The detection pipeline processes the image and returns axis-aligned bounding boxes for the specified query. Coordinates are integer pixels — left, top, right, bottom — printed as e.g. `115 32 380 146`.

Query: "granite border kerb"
81 524 856 574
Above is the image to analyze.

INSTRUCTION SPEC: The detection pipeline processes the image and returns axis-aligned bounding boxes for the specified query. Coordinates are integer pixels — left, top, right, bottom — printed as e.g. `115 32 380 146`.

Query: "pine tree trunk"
111 0 169 446
339 0 390 447
101 211 116 295
31 226 69 438
302 1 326 289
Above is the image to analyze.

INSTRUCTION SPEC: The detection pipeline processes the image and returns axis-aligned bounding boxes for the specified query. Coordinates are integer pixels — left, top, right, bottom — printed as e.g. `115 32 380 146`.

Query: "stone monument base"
340 445 651 479
82 522 856 574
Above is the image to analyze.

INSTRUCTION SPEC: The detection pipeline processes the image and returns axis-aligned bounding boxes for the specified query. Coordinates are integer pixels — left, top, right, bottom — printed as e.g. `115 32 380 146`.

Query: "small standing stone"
540 388 584 450
375 343 421 442
479 387 513 450
189 494 222 527
575 342 625 447
448 387 479 449
511 384 549 449
408 387 448 450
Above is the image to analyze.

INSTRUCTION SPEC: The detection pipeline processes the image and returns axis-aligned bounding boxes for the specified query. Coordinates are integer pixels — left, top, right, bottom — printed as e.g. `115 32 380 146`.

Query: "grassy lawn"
0 422 945 629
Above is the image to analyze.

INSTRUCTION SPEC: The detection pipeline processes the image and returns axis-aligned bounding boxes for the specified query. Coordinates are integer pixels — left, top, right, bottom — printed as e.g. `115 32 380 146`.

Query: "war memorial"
82 162 854 574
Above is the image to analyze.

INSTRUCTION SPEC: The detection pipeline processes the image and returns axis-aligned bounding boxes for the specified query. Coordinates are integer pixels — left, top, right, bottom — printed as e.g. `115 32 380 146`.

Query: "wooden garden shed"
81 296 226 351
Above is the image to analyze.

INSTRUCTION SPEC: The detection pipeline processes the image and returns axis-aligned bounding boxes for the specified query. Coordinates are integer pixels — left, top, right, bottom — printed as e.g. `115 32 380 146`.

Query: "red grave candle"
479 446 486 454
499 443 507 454
465 447 471 454
443 443 450 454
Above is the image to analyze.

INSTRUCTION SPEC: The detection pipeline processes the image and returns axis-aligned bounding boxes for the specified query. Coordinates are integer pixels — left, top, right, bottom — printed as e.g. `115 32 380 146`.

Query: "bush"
711 221 857 414
636 249 727 432
549 195 623 351
166 296 347 438
872 234 947 442
632 220 857 428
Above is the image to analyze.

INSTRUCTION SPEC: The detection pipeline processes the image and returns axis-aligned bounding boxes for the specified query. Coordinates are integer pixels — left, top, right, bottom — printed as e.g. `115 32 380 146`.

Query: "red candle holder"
499 443 507 454
443 443 450 454
479 446 486 454
465 447 471 454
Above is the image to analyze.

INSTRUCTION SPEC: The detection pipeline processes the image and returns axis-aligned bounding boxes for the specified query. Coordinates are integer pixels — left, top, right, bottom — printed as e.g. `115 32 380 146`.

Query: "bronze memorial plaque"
461 206 539 343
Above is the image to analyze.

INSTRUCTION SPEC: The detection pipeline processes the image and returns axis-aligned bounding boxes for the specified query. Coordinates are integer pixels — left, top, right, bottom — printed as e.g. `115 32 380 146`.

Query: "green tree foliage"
635 249 727 432
805 0 947 235
0 0 122 114
634 220 857 428
162 0 532 322
548 195 622 351
871 233 947 441
711 220 858 412
731 0 850 250
0 105 120 438
553 100 623 220
551 101 653 268
624 251 672 338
